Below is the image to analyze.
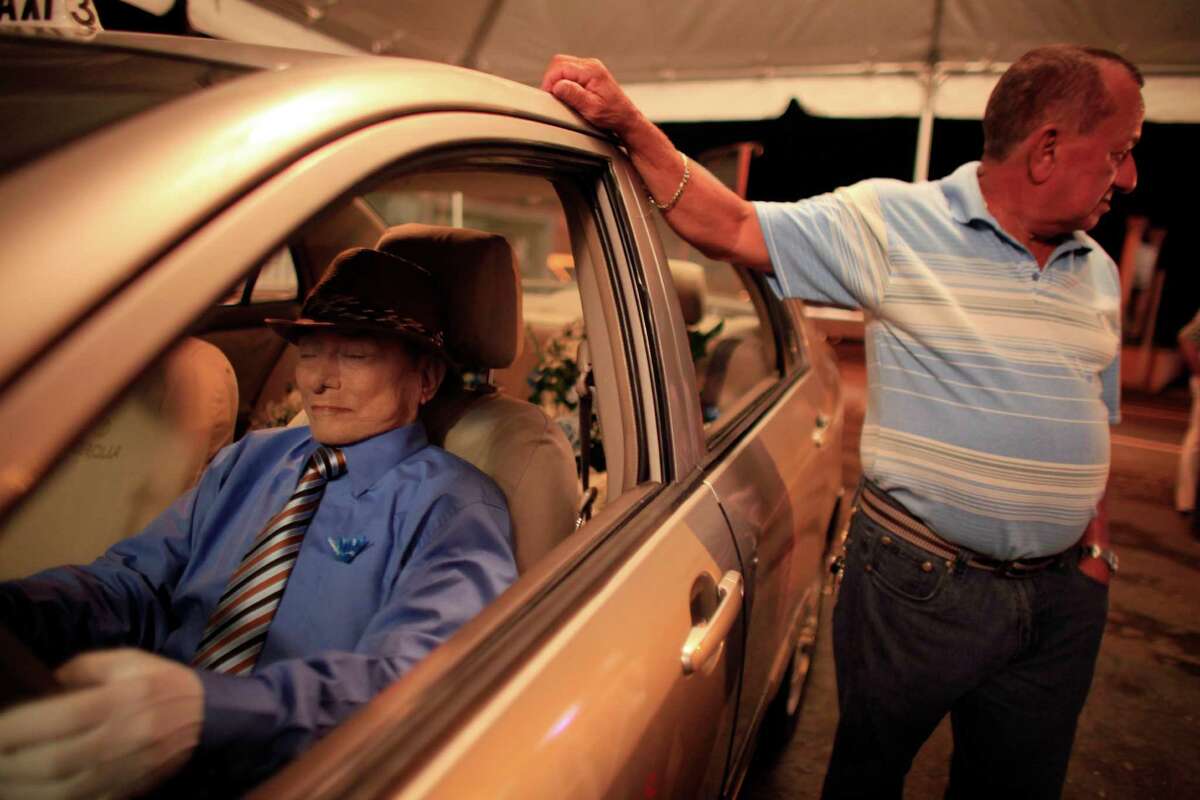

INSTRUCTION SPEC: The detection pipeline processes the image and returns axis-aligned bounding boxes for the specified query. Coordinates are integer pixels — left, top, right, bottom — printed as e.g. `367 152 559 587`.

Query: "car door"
701 279 841 775
647 211 844 785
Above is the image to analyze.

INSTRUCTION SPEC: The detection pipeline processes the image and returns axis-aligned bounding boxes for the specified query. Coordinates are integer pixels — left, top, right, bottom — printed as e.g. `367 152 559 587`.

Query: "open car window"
655 221 787 438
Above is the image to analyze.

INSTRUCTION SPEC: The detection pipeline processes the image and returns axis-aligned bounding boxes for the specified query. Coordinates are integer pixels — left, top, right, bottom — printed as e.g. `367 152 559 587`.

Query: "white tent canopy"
186 0 1200 124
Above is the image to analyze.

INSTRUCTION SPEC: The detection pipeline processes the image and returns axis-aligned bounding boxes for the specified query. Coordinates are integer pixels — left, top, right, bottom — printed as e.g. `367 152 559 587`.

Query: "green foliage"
526 321 583 411
527 320 604 472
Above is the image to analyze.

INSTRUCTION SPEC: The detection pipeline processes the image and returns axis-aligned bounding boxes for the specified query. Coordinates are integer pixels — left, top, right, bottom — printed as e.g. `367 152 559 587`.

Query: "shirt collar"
324 421 429 498
940 161 1094 260
941 161 992 226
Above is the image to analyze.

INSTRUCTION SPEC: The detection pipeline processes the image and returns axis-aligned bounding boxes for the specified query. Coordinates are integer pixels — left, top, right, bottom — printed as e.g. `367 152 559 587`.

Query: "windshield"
0 36 252 174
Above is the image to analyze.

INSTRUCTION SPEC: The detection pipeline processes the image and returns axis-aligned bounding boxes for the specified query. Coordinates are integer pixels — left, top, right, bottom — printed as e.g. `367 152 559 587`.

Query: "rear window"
0 36 252 173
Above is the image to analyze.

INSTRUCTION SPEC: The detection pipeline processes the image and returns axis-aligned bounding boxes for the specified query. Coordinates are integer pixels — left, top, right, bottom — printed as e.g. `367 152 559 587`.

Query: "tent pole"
914 66 936 182
459 0 505 69
914 0 945 182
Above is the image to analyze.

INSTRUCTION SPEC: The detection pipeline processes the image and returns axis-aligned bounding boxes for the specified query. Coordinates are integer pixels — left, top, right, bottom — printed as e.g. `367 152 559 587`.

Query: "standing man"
543 44 1138 798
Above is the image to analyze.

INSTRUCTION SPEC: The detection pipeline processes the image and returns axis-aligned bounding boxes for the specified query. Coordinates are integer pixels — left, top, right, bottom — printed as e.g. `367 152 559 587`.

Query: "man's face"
1048 64 1144 233
295 331 437 445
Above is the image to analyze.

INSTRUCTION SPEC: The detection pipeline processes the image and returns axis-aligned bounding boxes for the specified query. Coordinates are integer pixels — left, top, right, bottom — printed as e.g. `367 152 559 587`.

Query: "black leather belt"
857 481 1063 576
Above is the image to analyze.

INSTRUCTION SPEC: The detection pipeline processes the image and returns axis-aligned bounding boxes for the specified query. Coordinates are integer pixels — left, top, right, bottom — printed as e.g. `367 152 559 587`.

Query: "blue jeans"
821 506 1109 799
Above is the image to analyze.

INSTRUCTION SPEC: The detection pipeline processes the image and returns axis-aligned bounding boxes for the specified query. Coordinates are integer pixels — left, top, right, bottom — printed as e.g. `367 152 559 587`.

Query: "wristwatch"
1081 543 1119 573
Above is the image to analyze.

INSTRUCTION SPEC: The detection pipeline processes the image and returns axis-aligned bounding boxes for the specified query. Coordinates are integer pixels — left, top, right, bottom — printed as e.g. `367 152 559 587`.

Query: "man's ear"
1027 125 1058 184
417 355 447 405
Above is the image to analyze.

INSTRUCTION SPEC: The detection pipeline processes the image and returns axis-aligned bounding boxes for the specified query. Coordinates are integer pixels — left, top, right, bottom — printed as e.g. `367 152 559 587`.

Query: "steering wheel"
0 625 61 711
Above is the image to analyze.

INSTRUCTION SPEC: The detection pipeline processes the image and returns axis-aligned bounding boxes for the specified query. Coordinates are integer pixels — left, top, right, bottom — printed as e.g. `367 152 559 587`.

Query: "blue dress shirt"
0 423 515 784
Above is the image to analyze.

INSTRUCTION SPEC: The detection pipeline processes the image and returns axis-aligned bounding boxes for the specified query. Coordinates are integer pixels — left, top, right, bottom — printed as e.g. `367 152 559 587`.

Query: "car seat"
670 258 707 330
0 337 238 579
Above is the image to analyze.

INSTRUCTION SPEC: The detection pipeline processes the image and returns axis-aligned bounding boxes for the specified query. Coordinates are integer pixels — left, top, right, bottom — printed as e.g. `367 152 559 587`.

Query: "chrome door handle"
680 571 744 676
812 413 831 447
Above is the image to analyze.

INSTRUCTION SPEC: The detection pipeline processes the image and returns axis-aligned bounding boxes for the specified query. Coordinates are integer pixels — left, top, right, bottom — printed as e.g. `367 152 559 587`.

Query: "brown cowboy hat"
265 247 448 358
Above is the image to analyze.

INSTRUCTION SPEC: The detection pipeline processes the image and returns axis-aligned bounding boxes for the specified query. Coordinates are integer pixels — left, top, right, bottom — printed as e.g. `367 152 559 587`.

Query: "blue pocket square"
327 536 369 563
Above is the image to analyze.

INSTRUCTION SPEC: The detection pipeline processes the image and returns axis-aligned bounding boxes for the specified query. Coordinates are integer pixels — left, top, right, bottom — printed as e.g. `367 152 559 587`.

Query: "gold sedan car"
0 29 844 798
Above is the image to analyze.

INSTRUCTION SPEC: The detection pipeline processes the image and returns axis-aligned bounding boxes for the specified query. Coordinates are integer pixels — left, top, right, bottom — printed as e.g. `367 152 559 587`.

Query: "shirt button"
880 535 893 546
1032 272 1040 281
921 561 934 573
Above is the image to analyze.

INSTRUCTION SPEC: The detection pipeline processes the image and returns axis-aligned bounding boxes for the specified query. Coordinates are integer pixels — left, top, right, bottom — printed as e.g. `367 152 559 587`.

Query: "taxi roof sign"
0 1 102 33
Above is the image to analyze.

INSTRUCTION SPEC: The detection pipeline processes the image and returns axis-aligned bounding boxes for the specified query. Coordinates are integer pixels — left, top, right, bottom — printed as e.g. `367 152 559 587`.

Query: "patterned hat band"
303 293 446 348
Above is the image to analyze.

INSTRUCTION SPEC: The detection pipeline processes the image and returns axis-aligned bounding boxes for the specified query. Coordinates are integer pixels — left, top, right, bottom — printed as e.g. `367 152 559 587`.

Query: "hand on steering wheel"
0 644 203 800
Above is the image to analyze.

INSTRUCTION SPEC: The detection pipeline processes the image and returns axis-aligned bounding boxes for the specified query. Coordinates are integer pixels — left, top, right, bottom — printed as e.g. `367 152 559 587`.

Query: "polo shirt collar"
940 161 1093 259
942 161 993 226
328 421 429 497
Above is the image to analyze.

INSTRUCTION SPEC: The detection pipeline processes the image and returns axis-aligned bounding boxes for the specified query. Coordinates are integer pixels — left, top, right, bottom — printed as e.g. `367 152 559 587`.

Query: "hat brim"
264 317 449 360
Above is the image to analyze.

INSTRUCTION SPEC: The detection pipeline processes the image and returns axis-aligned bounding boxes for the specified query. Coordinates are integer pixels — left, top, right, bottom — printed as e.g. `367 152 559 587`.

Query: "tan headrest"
377 224 521 369
440 392 580 572
669 259 706 326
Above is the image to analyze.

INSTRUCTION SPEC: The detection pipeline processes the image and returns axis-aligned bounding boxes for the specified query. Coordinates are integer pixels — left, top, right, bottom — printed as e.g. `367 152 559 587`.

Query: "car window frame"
781 298 813 376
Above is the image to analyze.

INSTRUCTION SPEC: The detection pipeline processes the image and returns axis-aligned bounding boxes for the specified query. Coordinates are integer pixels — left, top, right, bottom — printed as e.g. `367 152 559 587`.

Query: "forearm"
0 578 78 665
195 651 406 779
0 566 151 665
1077 490 1113 585
618 116 768 268
1082 492 1109 547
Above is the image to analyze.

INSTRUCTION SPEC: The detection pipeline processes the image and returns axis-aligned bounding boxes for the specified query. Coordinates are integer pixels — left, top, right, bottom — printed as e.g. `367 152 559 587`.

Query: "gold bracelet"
647 152 690 213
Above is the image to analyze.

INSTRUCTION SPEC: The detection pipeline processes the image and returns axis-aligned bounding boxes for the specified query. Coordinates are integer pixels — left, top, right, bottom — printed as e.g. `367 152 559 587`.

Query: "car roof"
0 30 603 392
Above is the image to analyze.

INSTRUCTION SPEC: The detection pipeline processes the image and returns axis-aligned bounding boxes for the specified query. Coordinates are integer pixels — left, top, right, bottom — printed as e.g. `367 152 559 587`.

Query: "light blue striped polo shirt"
755 162 1120 559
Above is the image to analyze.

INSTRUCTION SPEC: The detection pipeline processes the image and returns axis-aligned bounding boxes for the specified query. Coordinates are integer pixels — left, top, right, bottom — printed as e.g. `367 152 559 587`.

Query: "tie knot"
311 446 347 481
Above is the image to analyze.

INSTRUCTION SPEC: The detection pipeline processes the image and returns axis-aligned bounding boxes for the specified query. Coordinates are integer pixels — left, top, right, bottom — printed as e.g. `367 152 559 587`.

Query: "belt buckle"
993 559 1036 578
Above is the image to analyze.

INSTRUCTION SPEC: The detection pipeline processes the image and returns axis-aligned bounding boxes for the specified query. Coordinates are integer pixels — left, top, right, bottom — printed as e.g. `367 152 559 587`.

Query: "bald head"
983 45 1144 162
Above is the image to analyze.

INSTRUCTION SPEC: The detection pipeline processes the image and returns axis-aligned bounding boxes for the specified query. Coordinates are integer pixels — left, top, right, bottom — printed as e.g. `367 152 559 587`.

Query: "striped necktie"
192 445 347 675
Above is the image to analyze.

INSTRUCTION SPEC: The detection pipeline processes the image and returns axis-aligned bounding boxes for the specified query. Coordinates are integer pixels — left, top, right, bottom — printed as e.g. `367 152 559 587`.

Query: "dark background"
94 0 190 34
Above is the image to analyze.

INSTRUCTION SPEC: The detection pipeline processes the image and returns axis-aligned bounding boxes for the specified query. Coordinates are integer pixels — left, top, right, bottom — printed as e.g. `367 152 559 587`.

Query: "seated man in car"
0 247 517 797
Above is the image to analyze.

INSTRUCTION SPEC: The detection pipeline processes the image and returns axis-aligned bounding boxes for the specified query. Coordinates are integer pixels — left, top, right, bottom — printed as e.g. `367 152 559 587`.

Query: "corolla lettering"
76 441 121 460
